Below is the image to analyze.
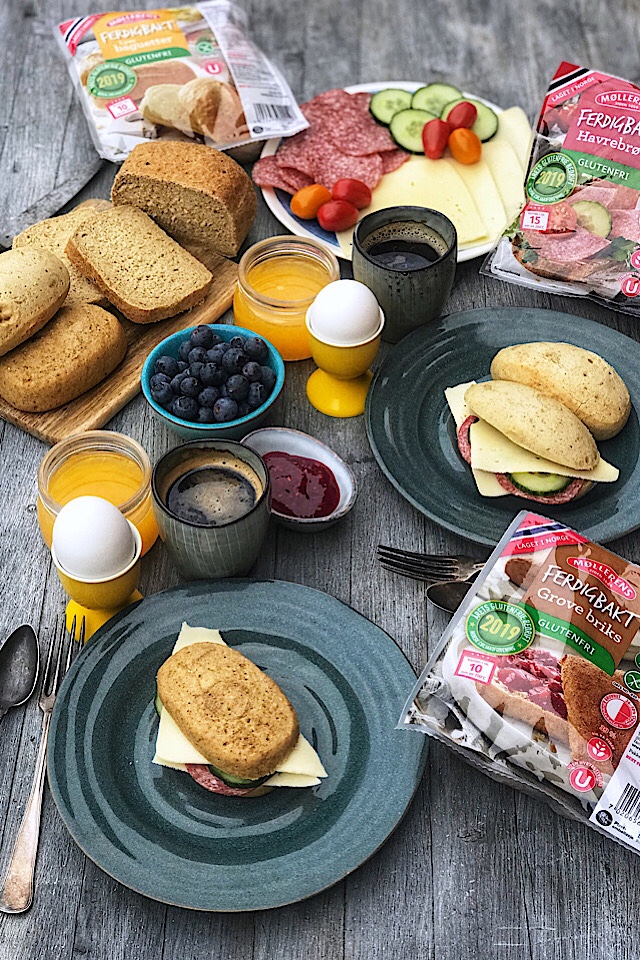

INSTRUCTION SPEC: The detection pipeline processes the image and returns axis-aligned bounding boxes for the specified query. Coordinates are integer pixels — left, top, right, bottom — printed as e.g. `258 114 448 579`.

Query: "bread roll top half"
490 341 630 440
464 380 599 471
157 642 299 780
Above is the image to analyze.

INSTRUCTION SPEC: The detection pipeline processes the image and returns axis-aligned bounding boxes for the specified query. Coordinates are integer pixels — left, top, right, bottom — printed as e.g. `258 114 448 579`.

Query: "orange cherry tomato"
448 127 482 164
317 200 359 232
290 184 332 219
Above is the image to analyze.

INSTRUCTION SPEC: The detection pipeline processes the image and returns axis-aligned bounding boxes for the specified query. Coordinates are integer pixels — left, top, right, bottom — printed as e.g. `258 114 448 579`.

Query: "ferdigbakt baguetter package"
56 1 307 161
483 62 640 315
401 511 640 853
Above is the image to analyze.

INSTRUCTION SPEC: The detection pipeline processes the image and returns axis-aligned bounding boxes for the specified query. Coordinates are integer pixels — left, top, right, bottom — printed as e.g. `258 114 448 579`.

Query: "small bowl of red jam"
241 427 357 531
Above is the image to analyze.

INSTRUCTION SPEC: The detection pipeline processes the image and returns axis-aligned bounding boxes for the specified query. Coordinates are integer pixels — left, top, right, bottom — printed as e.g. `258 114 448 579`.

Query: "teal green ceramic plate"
366 307 640 546
48 580 426 911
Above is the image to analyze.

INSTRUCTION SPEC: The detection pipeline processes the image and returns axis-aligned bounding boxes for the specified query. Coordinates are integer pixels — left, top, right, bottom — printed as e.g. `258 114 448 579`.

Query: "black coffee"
363 221 449 271
166 466 258 525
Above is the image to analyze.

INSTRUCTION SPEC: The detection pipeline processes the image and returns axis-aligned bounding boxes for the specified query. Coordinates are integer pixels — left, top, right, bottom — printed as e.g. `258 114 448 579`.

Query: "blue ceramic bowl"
141 324 285 440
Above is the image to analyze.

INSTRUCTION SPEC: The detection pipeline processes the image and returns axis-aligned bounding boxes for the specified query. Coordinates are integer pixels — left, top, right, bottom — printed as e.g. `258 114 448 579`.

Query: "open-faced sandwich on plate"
154 623 327 796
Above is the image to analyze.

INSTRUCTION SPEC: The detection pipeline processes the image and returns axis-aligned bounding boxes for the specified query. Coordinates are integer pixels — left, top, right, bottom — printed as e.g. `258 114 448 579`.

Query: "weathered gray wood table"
1 1 639 957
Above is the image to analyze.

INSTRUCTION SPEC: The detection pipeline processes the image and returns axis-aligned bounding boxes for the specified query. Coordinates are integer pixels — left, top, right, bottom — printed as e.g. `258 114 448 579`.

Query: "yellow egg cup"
51 522 143 642
305 308 384 418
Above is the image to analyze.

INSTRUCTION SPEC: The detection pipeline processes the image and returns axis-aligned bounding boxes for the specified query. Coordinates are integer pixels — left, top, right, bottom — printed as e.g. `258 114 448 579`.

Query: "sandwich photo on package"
401 510 640 856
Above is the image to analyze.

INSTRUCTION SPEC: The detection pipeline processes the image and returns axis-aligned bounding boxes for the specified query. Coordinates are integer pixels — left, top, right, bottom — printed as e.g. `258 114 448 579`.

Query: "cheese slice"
443 158 507 246
494 106 533 171
445 382 508 497
153 622 327 786
480 139 525 224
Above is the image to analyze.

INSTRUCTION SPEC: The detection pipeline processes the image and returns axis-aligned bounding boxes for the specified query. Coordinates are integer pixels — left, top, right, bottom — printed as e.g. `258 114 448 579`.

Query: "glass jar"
37 431 159 556
233 236 340 360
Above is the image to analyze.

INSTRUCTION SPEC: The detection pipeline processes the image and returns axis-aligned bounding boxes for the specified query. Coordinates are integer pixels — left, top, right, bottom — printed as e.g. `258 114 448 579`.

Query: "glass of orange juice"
233 236 339 361
37 432 159 555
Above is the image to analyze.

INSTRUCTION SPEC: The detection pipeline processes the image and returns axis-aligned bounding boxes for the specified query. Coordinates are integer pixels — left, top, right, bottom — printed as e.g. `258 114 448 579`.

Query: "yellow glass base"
65 590 143 643
306 368 373 418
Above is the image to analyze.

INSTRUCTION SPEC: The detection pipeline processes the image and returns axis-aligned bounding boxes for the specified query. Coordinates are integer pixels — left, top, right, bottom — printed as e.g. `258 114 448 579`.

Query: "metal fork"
377 545 487 583
0 616 82 914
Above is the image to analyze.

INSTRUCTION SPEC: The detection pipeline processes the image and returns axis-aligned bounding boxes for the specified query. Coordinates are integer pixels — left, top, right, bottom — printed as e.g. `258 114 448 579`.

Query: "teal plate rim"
365 306 640 546
47 579 426 912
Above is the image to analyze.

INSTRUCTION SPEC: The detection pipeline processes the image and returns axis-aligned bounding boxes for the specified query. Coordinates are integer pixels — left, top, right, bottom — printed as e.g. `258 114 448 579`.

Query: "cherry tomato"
446 101 478 130
556 102 579 132
332 178 372 209
541 201 577 234
290 183 332 220
317 200 359 232
422 118 451 159
448 127 482 164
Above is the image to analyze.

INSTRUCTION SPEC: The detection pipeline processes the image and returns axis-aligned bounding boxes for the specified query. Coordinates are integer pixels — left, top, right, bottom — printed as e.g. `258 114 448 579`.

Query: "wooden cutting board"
0 244 238 445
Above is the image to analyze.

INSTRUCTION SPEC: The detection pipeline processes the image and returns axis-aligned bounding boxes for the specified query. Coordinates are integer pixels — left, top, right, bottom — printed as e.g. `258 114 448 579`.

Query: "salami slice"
314 146 383 190
251 155 296 193
609 209 640 243
523 226 610 261
279 165 314 192
185 763 258 797
495 474 587 504
456 415 478 465
381 147 410 173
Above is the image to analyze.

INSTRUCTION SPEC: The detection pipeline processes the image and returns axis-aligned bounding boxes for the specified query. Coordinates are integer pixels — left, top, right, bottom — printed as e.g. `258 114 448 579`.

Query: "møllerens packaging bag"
483 62 640 314
56 1 307 162
401 511 640 854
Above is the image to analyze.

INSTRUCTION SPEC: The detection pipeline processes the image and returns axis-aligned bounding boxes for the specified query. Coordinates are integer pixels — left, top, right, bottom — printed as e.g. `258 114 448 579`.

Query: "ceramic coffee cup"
151 440 271 580
352 205 457 344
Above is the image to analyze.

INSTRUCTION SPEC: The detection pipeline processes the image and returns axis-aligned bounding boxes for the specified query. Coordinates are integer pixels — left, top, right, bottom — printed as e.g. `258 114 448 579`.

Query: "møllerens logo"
567 556 636 599
595 89 640 111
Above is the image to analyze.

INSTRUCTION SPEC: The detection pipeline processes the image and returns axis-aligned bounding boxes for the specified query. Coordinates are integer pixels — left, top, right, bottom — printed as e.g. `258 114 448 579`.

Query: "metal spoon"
426 579 476 614
0 625 39 721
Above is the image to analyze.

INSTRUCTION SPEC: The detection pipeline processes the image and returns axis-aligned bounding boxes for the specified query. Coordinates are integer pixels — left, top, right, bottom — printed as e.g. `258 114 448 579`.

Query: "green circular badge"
526 152 578 204
88 61 137 99
623 670 640 693
465 600 535 655
196 37 215 55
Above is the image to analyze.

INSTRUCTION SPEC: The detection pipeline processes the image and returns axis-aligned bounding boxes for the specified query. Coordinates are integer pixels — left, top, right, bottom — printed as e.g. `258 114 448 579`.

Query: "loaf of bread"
0 248 70 357
111 141 257 257
490 341 630 440
65 205 213 323
13 200 111 306
0 304 126 412
140 78 248 143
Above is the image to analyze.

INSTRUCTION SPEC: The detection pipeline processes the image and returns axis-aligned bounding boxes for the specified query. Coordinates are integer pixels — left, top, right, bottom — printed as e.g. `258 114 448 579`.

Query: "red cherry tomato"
541 201 578 234
331 178 372 209
422 118 451 159
317 199 359 232
556 102 579 132
448 127 482 164
446 101 478 130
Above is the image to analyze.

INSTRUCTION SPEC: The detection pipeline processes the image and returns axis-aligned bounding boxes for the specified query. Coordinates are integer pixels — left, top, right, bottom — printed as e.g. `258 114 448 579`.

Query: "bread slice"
66 205 213 323
0 248 70 356
0 303 126 411
157 642 299 781
490 342 630 441
13 200 111 306
111 141 257 257
464 380 599 471
477 677 569 744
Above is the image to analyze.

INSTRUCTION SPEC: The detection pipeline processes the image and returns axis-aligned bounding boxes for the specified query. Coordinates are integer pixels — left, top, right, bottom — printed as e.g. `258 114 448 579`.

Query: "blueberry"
180 376 202 398
213 397 239 422
229 335 245 350
247 382 267 409
226 374 249 401
189 361 204 379
218 382 228 398
176 360 189 373
236 401 251 418
201 362 225 387
245 337 269 362
222 346 247 374
198 386 220 407
197 406 217 423
170 370 190 393
154 355 179 378
260 365 276 391
178 340 192 362
150 383 174 408
150 372 171 390
209 333 223 347
242 361 262 383
188 346 207 365
189 325 214 348
205 345 227 365
172 396 199 421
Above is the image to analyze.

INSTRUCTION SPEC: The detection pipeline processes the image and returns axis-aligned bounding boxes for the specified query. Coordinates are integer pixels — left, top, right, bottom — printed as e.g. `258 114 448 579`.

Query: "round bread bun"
464 380 599 471
490 341 630 440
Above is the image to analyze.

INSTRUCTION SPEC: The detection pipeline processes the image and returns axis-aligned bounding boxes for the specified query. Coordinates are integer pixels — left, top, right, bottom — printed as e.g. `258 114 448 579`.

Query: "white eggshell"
307 280 381 345
52 496 136 580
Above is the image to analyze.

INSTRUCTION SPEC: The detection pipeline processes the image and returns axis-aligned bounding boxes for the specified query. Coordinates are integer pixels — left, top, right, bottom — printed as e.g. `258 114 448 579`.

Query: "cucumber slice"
441 98 499 142
508 472 572 495
206 763 269 789
412 83 462 116
369 88 413 125
154 689 163 716
572 200 612 238
389 108 436 153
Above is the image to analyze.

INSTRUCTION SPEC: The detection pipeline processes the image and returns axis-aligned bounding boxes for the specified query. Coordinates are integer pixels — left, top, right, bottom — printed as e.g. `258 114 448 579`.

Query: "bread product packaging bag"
400 510 640 855
56 1 307 161
482 62 640 317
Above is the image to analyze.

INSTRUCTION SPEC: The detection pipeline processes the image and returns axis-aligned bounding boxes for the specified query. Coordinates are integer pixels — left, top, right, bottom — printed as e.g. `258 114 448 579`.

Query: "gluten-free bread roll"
0 304 126 412
490 341 630 440
0 248 70 356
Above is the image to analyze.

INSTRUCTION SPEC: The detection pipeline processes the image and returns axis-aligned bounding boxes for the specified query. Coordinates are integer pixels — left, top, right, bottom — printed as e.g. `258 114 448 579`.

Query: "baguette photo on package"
401 511 640 856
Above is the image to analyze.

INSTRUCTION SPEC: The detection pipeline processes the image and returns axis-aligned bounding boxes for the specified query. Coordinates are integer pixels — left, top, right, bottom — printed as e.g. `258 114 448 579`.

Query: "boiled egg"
307 280 382 345
52 496 137 580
